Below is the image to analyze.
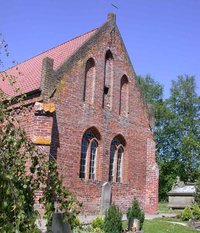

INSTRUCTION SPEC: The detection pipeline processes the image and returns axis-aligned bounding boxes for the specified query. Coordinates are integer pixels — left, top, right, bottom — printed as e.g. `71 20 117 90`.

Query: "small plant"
192 204 200 220
104 203 122 233
92 216 105 232
181 206 192 221
127 199 145 230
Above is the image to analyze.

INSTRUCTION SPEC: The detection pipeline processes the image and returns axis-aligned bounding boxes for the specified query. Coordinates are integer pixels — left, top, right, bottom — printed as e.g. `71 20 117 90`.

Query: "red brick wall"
47 20 158 214
14 16 158 214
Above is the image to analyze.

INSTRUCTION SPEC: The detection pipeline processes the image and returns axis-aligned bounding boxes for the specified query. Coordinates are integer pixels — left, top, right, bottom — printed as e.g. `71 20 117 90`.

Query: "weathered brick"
6 13 158 214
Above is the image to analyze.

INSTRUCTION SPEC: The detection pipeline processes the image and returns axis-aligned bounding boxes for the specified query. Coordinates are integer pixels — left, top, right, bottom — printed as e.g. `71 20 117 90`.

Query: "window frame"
79 131 98 181
108 138 125 183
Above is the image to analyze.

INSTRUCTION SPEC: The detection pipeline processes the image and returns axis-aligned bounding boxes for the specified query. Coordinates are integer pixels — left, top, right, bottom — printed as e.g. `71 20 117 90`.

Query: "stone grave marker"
100 182 112 214
51 213 72 233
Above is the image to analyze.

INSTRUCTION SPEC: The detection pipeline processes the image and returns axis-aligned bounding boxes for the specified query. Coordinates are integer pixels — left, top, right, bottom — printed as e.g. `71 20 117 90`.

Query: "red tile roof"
0 28 98 96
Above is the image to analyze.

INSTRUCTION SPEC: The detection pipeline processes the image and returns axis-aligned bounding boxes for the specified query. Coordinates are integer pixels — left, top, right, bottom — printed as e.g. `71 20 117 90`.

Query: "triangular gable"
0 28 97 96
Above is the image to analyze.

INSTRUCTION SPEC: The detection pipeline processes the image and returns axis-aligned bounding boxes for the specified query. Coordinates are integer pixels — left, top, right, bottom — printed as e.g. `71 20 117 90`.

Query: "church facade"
0 13 158 214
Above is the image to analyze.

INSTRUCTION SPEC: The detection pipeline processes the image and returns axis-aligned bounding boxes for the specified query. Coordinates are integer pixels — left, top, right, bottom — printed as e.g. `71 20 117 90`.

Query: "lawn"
75 218 199 233
143 219 199 233
75 202 198 233
158 202 181 214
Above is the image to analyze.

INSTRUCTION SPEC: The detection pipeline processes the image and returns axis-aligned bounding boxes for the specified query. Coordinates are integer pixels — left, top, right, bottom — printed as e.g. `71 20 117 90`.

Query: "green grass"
143 219 199 233
158 202 182 214
75 218 199 233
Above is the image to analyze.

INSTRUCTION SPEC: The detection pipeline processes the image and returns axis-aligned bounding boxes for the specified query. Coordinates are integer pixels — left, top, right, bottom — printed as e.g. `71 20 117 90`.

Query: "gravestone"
128 218 140 232
51 213 72 233
168 176 195 209
100 182 112 214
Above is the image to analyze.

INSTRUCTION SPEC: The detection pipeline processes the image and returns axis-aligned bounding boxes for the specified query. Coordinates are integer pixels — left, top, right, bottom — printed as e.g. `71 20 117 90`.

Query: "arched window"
80 137 88 178
83 58 96 104
109 136 126 183
109 143 115 182
89 140 98 180
103 50 114 109
116 146 123 182
79 129 100 180
119 75 129 116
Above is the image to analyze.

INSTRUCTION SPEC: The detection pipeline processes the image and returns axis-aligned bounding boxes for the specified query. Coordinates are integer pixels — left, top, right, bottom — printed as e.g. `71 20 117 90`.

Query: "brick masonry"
10 13 158 214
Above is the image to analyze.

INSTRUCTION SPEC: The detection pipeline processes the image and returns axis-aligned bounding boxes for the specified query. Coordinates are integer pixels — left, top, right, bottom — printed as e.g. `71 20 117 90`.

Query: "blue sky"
1 0 200 98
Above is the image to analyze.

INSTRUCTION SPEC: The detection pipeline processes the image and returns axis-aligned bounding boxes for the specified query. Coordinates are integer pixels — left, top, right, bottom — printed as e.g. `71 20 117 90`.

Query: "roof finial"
107 13 116 23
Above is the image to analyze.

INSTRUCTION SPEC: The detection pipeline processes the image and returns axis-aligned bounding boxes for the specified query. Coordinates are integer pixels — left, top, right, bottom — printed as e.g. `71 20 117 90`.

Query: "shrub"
92 216 105 231
104 204 122 233
127 199 145 230
192 204 200 220
181 206 192 221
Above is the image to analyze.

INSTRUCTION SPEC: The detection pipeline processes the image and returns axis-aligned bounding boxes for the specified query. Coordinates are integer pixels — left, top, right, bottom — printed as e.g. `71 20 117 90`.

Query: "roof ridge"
2 28 98 72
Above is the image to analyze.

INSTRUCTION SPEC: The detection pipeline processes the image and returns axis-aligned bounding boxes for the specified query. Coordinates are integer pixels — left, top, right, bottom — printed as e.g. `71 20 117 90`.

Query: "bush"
181 206 192 221
192 204 200 220
92 216 105 232
104 204 122 233
127 199 145 230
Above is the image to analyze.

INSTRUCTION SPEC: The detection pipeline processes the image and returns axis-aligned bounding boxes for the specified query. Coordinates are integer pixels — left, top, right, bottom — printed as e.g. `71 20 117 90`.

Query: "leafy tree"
159 75 200 181
137 74 200 200
0 100 80 232
137 74 166 131
137 74 163 105
0 41 80 232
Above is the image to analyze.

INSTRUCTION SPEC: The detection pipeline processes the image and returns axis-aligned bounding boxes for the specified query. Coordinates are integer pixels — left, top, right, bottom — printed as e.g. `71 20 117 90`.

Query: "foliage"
0 103 41 232
195 178 200 205
180 204 200 221
158 160 180 201
181 206 193 221
159 75 200 199
137 74 200 201
0 42 80 231
0 101 80 232
104 203 122 233
91 216 105 232
76 218 199 233
74 227 104 233
192 204 200 221
127 198 145 230
137 74 163 105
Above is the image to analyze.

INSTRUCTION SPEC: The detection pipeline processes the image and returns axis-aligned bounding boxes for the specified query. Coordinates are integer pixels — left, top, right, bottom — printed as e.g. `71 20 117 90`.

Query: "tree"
160 76 199 178
0 100 80 232
158 75 200 199
0 41 80 232
137 74 200 200
137 74 166 131
137 74 164 105
137 75 170 200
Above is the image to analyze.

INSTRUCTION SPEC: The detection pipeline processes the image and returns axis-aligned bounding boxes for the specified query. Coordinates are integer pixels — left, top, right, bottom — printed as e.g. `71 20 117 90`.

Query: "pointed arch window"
80 137 88 178
103 50 114 109
83 58 96 104
79 130 99 180
116 146 123 182
89 140 97 180
109 136 126 183
119 75 129 116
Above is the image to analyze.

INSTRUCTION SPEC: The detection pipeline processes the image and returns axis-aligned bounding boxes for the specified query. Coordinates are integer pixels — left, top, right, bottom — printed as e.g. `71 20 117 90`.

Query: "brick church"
0 13 158 214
